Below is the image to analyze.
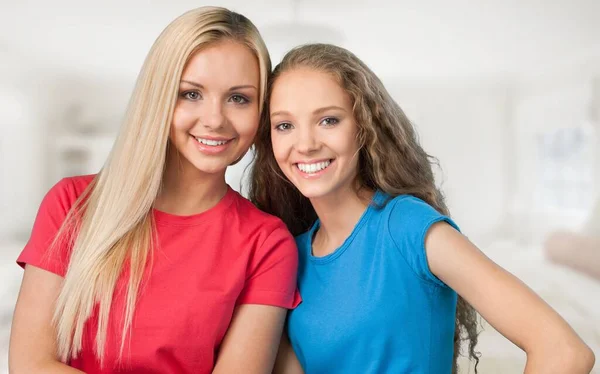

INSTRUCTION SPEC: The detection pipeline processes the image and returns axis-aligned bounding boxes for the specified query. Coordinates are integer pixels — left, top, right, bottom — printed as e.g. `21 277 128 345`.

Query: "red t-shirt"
17 174 301 373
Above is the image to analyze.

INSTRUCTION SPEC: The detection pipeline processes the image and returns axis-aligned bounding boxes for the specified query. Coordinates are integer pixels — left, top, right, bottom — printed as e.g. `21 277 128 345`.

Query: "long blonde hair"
249 44 480 373
52 7 271 365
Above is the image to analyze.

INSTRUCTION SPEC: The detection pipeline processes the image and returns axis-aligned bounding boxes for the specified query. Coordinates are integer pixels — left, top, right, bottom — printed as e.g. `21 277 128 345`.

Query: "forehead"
270 68 351 112
181 40 260 87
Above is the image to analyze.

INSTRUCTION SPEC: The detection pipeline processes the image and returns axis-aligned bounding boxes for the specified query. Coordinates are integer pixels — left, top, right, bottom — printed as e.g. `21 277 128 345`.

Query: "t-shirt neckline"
152 186 236 227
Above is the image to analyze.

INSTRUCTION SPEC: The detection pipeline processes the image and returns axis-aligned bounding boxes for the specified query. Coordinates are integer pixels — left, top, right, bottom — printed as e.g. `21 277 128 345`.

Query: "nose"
200 98 226 130
295 125 320 154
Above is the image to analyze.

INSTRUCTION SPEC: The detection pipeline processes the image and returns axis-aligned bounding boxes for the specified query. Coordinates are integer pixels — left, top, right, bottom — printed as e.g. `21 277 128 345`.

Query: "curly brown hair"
249 43 481 373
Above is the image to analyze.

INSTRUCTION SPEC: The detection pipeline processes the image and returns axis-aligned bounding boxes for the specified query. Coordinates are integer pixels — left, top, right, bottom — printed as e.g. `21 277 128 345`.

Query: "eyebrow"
271 105 347 118
180 80 257 91
313 105 346 115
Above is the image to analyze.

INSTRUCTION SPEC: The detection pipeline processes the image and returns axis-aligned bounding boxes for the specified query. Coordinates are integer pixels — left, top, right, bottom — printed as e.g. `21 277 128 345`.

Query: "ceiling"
1 0 599 80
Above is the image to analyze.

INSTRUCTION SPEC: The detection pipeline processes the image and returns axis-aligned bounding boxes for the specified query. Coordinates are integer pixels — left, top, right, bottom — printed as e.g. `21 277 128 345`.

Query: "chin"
189 159 230 175
295 185 334 200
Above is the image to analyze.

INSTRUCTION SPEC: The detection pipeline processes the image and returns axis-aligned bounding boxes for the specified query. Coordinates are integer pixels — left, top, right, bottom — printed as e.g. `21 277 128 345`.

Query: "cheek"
343 134 361 175
230 110 260 138
340 128 361 158
171 105 195 133
270 133 287 163
271 132 281 158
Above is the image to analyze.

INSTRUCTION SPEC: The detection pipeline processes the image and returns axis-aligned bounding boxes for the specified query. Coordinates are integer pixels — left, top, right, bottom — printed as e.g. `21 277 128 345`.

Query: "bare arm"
9 265 85 374
426 222 596 374
212 304 288 374
273 331 304 374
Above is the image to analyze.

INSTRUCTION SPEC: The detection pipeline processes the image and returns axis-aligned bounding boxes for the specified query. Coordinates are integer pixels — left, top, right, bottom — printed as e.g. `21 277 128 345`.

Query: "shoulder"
382 194 458 231
17 175 96 276
383 193 460 286
384 194 439 216
232 191 288 227
49 174 95 198
230 190 294 242
41 174 96 212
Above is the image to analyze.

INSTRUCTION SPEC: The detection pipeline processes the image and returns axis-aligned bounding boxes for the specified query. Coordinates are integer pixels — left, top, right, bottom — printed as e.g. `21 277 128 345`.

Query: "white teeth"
297 160 331 174
195 137 228 146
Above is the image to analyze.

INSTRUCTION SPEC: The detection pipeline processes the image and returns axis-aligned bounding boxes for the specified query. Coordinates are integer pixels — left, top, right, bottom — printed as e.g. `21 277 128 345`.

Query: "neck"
310 185 374 255
154 149 228 216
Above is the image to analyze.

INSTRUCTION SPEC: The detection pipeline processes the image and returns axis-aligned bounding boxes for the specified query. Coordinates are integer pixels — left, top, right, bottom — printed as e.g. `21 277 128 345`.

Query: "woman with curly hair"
250 43 595 373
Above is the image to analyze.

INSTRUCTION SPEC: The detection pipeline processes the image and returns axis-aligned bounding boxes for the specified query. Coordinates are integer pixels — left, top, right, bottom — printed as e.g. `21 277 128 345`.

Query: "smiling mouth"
192 136 233 146
295 159 334 174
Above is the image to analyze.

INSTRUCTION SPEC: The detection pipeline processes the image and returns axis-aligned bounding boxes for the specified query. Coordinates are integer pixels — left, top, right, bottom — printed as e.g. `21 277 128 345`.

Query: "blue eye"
321 117 339 126
275 123 293 131
182 91 201 101
230 94 249 104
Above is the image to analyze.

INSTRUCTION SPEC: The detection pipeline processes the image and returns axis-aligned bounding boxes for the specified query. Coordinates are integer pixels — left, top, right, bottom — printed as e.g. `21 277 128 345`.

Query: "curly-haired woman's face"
269 68 360 199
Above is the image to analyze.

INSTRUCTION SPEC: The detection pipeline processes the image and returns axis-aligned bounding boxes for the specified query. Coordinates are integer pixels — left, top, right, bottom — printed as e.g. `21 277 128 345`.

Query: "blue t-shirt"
287 192 459 373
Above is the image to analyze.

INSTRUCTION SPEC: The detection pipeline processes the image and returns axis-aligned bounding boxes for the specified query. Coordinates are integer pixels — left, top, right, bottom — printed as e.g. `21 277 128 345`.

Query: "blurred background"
1 0 599 372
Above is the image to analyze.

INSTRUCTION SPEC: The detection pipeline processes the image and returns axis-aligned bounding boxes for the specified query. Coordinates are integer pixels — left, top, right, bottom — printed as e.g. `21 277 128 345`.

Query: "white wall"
386 81 511 240
0 50 134 240
0 64 47 240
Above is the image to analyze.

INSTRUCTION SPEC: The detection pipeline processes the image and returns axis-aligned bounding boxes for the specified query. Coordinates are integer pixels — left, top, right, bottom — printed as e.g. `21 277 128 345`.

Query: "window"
535 122 597 216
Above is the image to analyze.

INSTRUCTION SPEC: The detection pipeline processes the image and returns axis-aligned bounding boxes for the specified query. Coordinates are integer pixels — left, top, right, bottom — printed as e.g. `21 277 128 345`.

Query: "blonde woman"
9 7 300 374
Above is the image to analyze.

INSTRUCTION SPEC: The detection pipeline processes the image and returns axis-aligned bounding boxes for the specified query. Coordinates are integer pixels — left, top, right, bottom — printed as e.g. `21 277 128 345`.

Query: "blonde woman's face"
170 40 260 175
269 68 361 200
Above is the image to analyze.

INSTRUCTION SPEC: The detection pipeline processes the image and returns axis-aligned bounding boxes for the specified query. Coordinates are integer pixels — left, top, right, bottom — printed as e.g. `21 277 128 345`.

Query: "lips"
296 159 332 174
191 135 234 155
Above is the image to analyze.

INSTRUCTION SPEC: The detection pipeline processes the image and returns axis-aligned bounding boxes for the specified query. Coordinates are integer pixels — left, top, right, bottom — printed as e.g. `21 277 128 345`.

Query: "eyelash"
179 91 250 105
229 94 250 105
320 117 339 126
181 90 201 100
275 123 293 132
274 117 340 132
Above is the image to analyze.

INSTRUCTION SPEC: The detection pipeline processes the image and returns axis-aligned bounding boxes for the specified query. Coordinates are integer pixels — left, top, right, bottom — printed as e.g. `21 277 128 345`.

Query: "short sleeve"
16 178 80 277
387 195 460 287
237 222 301 309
